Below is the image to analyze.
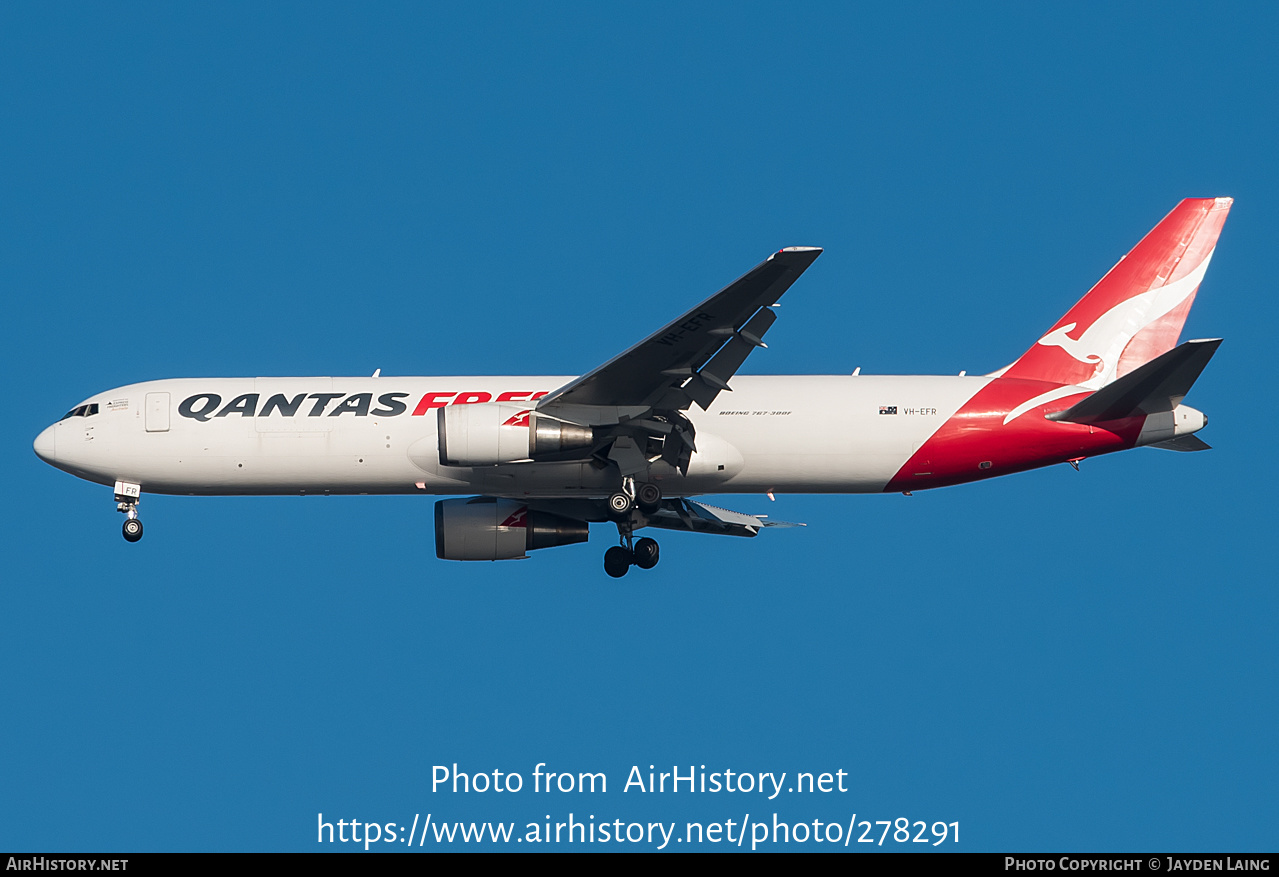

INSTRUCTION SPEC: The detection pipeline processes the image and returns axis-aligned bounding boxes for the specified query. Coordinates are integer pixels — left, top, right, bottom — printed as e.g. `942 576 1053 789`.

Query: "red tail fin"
1001 197 1231 389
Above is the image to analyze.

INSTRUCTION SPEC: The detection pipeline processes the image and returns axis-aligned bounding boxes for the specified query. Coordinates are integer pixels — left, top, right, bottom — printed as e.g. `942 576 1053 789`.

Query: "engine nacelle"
434 497 590 560
529 414 594 458
438 404 594 466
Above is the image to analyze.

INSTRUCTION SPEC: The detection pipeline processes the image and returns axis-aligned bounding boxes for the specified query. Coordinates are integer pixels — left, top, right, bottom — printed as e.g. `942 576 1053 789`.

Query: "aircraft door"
145 392 170 432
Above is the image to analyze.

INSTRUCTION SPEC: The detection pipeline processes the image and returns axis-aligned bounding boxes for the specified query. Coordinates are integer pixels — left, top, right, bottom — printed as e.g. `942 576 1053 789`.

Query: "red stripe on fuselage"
884 378 1145 492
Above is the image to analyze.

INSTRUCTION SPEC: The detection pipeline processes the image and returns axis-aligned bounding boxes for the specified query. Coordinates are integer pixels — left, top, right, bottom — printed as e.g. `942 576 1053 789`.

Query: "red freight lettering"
454 392 492 405
411 392 457 416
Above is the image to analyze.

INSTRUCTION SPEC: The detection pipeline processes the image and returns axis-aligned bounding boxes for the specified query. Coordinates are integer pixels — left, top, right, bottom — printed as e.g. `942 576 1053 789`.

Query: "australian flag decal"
879 406 897 415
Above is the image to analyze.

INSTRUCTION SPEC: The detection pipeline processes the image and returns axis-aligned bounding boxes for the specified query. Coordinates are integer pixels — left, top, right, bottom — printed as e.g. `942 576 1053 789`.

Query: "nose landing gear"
115 480 143 543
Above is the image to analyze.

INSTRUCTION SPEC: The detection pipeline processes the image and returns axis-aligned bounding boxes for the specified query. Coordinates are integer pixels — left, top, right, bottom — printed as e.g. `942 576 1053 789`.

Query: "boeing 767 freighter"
34 198 1230 576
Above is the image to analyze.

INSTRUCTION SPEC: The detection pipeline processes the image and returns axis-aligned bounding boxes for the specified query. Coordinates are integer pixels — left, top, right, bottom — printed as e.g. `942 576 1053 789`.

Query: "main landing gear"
606 478 663 519
115 480 143 543
603 537 660 578
603 477 662 578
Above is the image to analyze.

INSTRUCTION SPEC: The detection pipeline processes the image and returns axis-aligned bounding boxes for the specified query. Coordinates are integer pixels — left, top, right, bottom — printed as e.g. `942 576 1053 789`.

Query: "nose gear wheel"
116 491 143 543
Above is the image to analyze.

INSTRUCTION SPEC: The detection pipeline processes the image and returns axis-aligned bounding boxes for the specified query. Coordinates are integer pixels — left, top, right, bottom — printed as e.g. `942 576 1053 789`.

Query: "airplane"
34 197 1230 577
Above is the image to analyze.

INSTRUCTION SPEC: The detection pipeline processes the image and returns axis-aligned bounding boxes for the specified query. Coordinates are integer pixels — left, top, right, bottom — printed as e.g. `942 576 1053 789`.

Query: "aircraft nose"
33 424 57 463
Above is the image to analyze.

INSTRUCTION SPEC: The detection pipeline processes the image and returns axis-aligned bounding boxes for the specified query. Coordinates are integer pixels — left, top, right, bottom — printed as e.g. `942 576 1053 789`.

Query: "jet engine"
434 497 590 560
437 404 593 466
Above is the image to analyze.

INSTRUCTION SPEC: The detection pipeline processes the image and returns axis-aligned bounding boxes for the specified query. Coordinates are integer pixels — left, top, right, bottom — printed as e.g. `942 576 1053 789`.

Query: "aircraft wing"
537 247 822 412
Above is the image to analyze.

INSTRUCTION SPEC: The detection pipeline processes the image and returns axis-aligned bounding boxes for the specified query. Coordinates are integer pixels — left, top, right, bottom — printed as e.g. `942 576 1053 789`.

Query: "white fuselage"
36 375 989 498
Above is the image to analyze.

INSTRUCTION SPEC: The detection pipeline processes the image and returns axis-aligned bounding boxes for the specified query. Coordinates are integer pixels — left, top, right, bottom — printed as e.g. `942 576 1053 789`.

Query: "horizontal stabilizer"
644 499 805 538
1150 435 1212 452
1046 338 1221 424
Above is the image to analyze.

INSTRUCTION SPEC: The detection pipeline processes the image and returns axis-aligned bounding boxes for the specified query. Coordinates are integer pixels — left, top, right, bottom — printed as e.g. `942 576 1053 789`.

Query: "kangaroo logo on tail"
1000 197 1230 404
1037 321 1100 362
1033 250 1215 389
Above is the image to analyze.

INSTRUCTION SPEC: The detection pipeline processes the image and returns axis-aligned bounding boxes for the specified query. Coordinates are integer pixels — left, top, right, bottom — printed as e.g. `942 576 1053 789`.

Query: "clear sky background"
3 2 1276 852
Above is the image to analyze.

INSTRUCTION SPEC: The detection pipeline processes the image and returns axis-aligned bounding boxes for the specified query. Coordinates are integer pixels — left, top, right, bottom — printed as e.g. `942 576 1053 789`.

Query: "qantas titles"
175 390 552 422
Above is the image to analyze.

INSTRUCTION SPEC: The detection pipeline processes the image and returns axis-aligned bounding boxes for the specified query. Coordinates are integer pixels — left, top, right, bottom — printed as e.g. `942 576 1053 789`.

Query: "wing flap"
643 499 805 538
684 307 779 410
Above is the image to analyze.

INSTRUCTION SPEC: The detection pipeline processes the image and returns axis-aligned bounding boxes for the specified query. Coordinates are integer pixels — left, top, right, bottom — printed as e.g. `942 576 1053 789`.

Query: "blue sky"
3 2 1276 852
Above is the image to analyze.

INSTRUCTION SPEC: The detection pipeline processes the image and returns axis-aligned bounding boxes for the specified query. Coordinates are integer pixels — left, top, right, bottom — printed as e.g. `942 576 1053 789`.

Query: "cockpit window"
59 403 99 421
